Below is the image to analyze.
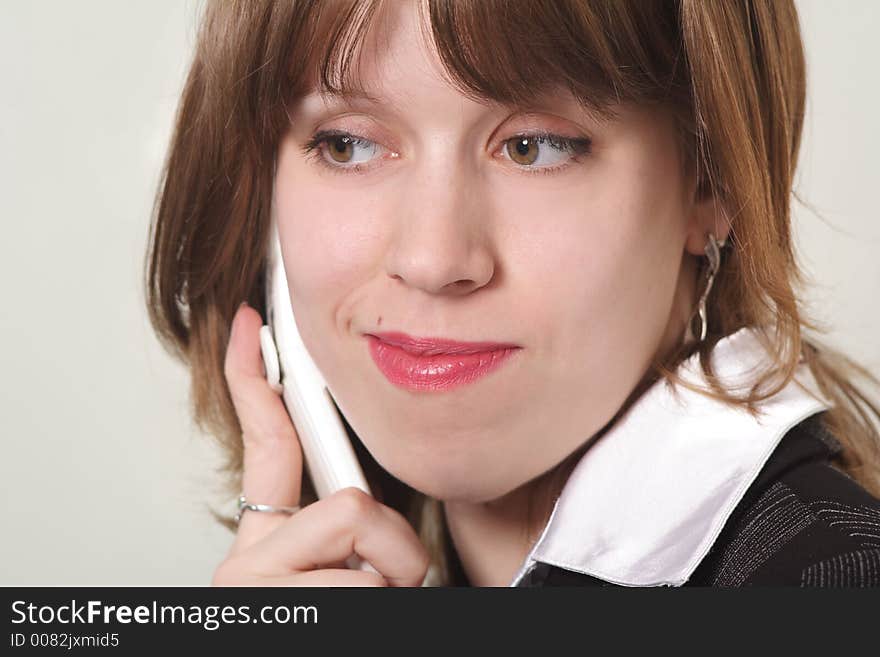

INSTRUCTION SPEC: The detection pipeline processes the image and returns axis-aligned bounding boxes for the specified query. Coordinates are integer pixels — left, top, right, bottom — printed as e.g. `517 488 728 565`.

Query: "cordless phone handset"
260 217 376 573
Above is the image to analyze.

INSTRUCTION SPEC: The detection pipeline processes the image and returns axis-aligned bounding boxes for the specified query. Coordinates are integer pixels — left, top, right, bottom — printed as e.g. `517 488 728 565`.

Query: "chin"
377 455 521 504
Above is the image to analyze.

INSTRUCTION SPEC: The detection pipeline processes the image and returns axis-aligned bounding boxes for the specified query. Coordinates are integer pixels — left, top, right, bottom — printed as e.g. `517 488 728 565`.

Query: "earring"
694 232 726 342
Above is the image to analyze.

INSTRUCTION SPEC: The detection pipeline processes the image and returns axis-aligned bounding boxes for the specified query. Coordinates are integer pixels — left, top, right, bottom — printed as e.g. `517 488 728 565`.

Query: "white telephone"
259 217 376 573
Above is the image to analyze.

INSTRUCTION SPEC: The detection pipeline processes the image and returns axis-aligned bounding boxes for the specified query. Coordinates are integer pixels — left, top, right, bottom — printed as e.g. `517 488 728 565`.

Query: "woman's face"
274 1 714 502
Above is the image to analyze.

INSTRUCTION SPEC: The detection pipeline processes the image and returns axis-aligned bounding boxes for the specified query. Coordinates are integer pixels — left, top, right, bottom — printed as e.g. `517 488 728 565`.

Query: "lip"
365 331 522 392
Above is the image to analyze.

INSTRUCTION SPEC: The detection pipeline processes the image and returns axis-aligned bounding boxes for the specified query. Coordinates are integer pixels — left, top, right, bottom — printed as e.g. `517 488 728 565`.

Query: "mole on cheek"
377 316 383 326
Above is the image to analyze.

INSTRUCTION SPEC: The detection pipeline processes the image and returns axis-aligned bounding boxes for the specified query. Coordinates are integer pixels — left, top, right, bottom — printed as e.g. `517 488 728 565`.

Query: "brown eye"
506 137 539 166
328 136 354 163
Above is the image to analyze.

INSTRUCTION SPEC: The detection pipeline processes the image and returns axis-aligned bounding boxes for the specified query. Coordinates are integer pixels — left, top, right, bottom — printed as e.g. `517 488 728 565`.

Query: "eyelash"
299 129 592 177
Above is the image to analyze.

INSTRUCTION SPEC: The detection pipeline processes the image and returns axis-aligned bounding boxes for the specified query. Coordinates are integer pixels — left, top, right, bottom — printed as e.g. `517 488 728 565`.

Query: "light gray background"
1 0 877 585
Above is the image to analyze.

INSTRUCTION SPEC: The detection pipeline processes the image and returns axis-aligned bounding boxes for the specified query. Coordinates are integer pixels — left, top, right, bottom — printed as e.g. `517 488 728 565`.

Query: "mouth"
364 331 522 392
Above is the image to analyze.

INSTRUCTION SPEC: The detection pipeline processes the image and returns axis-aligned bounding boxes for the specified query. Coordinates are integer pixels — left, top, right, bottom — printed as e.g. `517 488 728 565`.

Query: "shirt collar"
509 326 834 587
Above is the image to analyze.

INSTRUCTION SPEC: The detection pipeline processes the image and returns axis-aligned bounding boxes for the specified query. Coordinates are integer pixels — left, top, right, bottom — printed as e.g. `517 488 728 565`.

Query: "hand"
210 302 430 586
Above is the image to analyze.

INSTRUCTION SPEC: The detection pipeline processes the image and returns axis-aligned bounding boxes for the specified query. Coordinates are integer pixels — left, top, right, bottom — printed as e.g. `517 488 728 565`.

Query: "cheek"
274 177 383 306
516 185 677 304
508 157 687 376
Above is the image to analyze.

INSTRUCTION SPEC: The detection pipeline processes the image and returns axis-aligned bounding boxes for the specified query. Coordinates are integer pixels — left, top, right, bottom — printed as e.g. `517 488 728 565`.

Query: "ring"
234 494 301 525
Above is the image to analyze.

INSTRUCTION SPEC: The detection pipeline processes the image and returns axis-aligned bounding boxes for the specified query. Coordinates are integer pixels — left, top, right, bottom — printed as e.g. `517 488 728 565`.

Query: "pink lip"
365 331 522 392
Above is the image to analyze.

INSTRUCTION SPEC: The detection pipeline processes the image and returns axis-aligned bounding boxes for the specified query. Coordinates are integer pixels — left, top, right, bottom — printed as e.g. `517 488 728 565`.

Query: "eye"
301 129 386 173
501 133 592 173
300 128 591 176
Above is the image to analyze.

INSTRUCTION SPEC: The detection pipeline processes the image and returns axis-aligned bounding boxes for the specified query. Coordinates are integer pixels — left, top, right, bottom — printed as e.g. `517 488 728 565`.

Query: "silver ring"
234 494 301 525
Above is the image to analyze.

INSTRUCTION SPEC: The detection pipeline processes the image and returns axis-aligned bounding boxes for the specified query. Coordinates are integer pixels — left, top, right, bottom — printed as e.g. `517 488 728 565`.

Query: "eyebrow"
287 89 394 128
291 88 540 123
289 86 612 128
294 89 385 113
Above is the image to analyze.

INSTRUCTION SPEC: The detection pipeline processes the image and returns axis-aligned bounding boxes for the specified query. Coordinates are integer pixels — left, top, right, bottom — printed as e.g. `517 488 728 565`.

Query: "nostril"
446 279 473 291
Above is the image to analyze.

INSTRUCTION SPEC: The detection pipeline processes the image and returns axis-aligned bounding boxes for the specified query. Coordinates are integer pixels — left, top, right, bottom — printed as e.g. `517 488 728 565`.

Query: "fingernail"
239 300 249 309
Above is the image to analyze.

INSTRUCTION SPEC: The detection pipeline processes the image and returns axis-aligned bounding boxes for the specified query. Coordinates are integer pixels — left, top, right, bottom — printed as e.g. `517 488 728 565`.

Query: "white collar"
509 326 834 587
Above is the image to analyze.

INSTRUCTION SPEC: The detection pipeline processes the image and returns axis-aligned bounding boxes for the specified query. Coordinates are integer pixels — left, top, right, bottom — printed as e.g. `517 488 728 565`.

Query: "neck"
441 450 583 587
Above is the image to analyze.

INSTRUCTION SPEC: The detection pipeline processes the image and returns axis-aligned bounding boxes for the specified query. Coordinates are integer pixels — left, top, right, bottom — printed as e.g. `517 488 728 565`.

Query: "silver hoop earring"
694 232 726 342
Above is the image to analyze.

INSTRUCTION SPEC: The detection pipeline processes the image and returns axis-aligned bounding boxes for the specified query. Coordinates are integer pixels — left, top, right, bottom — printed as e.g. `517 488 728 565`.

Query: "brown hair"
145 0 880 585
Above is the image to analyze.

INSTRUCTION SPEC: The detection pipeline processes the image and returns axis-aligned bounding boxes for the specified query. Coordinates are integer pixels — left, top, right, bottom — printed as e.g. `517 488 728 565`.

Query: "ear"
683 172 732 257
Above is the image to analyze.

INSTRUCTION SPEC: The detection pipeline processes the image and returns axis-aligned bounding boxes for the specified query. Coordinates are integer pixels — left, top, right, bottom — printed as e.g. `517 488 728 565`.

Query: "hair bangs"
287 0 688 121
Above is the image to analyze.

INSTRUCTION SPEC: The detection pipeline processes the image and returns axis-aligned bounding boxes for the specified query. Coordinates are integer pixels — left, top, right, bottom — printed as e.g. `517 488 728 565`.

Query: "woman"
146 0 880 586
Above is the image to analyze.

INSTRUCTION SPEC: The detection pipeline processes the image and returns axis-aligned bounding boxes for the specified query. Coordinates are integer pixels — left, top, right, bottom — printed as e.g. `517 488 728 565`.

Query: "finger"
260 570 389 587
224 302 303 551
215 570 388 587
245 487 430 587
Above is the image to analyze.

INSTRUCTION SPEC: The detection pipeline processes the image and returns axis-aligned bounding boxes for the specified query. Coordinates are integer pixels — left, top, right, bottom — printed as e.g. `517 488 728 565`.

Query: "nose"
384 164 496 296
